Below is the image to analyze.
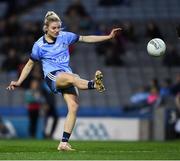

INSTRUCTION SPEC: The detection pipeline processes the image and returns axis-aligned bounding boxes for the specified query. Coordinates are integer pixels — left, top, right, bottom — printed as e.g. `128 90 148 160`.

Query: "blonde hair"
43 11 61 33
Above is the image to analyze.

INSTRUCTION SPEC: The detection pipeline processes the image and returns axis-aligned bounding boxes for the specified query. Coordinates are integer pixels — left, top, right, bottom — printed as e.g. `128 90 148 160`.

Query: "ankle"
62 131 71 142
88 80 95 89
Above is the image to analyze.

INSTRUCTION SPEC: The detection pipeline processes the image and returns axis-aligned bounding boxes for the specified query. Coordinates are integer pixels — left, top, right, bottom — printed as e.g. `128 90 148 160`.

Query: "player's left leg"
57 91 79 151
56 70 105 92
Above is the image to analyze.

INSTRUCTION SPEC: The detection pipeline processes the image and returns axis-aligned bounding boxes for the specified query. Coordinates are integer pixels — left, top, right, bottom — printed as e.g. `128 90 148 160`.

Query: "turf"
0 139 180 160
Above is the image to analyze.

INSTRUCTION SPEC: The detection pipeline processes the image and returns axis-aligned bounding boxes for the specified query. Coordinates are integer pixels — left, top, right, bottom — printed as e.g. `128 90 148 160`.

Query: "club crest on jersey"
53 43 68 50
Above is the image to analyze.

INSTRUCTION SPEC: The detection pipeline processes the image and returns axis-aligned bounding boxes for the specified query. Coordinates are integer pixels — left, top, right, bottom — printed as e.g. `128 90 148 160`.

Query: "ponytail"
43 11 61 33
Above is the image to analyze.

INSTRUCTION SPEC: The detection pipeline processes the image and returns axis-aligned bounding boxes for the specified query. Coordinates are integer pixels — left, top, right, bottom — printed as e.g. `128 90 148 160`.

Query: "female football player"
7 11 121 151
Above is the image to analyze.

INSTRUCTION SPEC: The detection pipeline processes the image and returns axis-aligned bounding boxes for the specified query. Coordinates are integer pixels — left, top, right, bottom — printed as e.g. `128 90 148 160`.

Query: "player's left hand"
109 28 122 39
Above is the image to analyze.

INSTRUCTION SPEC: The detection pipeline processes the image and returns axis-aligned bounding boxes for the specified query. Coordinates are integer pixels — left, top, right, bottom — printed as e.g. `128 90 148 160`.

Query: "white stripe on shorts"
47 73 56 81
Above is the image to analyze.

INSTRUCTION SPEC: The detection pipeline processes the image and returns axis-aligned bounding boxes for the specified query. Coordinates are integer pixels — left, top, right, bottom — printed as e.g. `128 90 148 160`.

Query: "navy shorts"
45 70 78 95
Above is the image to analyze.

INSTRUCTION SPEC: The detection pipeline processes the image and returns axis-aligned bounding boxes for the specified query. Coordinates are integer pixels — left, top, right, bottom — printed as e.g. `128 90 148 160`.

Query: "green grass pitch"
0 139 180 160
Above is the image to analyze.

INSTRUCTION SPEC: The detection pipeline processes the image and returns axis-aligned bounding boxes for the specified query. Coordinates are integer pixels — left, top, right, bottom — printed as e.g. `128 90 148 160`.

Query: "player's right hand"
6 81 20 90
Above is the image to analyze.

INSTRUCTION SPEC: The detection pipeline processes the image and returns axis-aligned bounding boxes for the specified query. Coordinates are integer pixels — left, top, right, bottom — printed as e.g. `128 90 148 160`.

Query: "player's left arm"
79 28 121 43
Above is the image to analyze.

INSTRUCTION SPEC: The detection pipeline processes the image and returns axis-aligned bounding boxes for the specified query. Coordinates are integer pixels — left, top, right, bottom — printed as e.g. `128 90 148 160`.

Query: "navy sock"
88 80 95 89
62 132 71 142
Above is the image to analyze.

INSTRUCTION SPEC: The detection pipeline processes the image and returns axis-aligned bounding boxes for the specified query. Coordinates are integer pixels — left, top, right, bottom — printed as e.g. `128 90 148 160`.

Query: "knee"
70 74 80 85
68 100 79 113
67 75 76 84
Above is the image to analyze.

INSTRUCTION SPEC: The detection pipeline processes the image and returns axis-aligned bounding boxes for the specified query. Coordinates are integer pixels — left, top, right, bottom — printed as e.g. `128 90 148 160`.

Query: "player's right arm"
6 59 35 90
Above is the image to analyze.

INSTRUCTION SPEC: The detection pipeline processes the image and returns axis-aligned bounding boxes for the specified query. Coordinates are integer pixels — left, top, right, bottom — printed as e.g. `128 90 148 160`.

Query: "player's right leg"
57 92 78 151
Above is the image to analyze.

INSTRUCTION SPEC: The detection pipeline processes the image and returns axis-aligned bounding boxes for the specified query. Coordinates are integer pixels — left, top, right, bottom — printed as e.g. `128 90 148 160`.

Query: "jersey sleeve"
30 43 41 61
66 32 80 45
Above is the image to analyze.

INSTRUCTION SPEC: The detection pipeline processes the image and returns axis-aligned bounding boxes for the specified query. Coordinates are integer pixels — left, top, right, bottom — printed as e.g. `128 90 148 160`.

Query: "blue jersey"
30 31 79 77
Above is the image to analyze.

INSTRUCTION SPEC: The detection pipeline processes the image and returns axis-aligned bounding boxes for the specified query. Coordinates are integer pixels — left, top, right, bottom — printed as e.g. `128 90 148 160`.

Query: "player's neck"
45 34 56 43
